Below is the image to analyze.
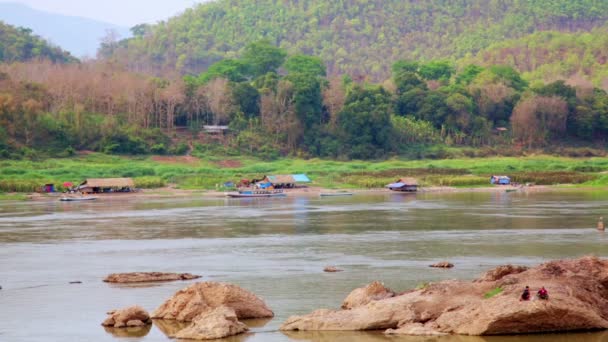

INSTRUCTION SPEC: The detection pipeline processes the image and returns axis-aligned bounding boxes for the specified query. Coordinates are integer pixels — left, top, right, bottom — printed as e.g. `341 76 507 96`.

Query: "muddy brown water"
0 191 607 341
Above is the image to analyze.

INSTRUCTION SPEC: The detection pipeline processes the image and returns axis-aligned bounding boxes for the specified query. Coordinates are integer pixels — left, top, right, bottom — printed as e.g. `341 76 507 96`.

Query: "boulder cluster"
102 257 608 339
102 281 273 340
281 256 608 336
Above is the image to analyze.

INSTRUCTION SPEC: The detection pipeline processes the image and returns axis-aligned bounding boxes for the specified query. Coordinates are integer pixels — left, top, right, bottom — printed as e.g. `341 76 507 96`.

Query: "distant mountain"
0 2 130 57
99 0 608 80
0 20 76 63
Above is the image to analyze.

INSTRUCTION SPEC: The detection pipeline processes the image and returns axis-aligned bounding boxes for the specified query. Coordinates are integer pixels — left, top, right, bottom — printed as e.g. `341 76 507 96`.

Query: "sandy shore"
13 183 572 202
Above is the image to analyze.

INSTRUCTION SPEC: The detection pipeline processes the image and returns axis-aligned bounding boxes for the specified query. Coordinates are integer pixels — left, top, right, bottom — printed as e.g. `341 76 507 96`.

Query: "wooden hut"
387 177 418 192
78 178 135 194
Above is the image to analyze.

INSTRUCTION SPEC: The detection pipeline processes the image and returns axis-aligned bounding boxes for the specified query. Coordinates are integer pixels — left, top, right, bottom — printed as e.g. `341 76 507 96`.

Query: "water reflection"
153 319 190 337
282 330 608 342
1 192 608 342
103 324 152 338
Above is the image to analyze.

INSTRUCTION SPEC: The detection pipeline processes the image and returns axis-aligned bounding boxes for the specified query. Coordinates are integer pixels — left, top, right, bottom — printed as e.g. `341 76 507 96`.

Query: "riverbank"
7 183 571 202
1 153 608 196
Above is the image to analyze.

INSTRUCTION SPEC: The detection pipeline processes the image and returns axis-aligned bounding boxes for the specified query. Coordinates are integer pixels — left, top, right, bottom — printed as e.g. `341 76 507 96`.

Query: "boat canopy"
387 182 405 188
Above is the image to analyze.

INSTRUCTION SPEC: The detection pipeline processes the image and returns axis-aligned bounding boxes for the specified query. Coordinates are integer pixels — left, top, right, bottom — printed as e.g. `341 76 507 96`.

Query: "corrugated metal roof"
80 178 134 188
266 175 296 183
292 174 311 182
265 174 311 184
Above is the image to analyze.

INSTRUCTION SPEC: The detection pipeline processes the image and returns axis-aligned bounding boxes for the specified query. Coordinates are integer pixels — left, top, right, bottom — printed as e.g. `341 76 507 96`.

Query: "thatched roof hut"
78 178 135 193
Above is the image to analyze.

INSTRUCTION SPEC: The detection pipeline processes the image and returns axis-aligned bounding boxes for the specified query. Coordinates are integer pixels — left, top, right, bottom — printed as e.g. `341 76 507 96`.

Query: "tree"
337 85 392 159
418 61 455 81
232 82 260 119
241 40 287 78
198 59 248 83
284 54 327 77
456 64 484 85
511 95 568 146
204 78 234 125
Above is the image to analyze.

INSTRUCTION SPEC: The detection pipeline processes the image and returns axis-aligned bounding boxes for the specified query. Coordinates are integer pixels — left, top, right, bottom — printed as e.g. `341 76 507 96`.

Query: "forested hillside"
3 41 608 160
99 0 608 80
0 21 76 63
460 27 608 87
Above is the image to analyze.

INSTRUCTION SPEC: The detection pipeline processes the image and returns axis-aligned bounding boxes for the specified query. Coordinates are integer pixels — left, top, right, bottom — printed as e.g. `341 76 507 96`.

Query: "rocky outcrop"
281 257 608 336
102 306 152 328
429 261 454 268
341 281 395 309
103 272 201 283
475 265 528 282
173 306 248 340
324 266 343 273
152 281 273 321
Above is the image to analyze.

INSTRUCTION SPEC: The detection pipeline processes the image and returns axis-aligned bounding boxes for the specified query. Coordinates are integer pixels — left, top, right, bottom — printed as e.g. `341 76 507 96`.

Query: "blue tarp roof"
292 174 311 182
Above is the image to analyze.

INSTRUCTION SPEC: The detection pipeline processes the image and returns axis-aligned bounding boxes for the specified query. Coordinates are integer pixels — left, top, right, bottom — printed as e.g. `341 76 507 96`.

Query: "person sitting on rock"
537 286 549 300
520 286 530 301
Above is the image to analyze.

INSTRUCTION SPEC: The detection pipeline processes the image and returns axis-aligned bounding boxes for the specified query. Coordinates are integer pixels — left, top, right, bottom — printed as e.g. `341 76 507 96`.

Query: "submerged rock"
429 261 454 268
341 281 395 310
102 306 152 328
152 281 274 321
103 272 201 283
173 306 248 340
281 256 608 336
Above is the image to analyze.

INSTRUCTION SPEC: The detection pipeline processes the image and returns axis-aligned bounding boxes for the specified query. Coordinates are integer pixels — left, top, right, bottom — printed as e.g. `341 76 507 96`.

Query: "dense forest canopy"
1 1 608 161
2 40 608 160
0 21 76 63
99 0 608 80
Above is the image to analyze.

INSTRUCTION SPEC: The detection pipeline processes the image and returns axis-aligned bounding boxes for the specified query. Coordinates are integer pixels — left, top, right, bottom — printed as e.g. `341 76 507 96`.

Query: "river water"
0 191 607 342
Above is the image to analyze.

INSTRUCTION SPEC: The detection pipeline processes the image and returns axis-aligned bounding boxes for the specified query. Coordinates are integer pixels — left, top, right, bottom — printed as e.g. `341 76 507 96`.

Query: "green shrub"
484 287 503 299
134 176 166 189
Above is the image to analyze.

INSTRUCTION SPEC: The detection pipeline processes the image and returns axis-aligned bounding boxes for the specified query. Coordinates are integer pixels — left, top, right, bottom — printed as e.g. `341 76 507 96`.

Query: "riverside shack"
261 174 311 189
78 178 135 194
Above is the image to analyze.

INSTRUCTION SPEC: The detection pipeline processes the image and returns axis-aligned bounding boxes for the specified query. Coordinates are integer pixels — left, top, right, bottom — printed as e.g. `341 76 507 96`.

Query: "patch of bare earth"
215 160 243 168
151 156 200 164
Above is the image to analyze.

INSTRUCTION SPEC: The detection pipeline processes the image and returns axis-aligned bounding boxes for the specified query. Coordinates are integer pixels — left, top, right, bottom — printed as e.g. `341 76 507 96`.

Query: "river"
0 191 607 342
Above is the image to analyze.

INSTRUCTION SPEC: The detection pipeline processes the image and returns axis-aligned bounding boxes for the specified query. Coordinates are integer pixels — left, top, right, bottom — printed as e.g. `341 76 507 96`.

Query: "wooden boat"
226 189 286 198
320 192 353 197
60 196 98 202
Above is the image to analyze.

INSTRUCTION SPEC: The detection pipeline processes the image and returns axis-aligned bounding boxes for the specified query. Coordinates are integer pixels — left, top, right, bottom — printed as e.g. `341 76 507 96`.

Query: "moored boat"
226 189 286 198
319 192 353 197
59 196 98 202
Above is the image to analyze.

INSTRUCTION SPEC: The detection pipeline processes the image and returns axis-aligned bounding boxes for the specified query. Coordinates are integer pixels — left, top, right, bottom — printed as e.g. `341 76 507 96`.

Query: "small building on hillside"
203 125 229 135
78 178 135 194
387 178 418 192
490 175 511 185
260 174 311 189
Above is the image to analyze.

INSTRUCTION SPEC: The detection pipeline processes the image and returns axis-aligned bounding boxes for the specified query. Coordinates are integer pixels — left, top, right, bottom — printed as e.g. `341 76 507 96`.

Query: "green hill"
100 0 608 80
0 20 76 63
459 27 608 87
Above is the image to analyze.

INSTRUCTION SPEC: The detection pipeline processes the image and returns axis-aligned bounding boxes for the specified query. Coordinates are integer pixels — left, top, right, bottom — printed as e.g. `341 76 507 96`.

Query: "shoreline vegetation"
2 153 608 200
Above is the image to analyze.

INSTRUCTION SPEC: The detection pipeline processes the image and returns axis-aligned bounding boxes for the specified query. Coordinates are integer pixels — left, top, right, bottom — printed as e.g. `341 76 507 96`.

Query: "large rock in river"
341 281 395 309
173 306 248 340
103 272 201 283
152 281 274 321
281 256 608 335
102 306 152 328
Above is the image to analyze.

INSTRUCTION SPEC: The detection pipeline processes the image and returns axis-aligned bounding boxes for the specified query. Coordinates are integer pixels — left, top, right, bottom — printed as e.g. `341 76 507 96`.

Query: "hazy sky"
0 0 207 26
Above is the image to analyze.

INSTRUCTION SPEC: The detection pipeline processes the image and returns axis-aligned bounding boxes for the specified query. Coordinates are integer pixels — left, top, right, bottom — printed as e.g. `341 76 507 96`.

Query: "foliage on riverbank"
2 153 608 193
